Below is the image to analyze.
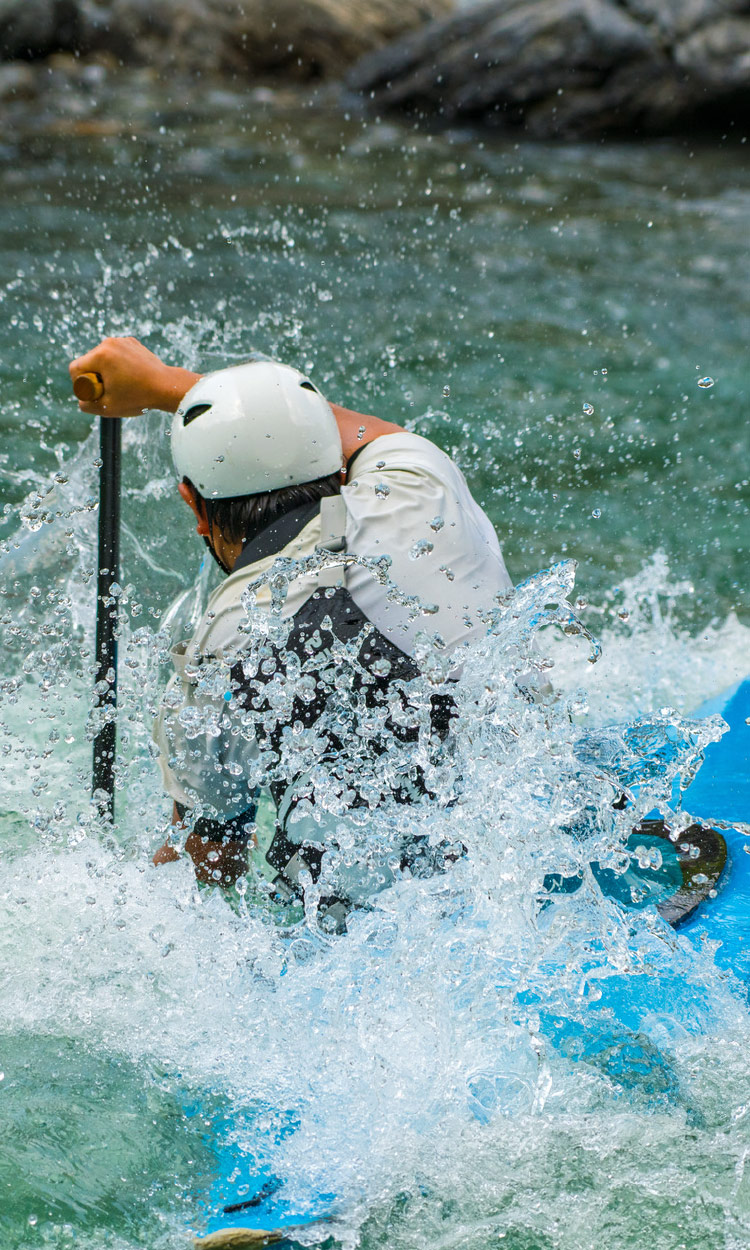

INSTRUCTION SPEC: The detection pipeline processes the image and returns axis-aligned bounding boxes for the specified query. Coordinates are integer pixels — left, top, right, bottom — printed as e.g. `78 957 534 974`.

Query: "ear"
178 479 210 537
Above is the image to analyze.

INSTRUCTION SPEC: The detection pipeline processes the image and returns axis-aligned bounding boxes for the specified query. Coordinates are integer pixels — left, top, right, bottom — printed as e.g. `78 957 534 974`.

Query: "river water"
1 79 749 1250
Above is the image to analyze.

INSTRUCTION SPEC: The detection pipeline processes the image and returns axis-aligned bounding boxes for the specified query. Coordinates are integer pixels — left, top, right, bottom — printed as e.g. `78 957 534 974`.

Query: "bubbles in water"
697 376 715 389
442 385 451 398
592 508 602 519
583 403 595 415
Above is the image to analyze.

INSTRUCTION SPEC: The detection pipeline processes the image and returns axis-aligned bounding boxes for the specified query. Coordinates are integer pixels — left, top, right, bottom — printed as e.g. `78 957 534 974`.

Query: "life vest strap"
316 494 348 588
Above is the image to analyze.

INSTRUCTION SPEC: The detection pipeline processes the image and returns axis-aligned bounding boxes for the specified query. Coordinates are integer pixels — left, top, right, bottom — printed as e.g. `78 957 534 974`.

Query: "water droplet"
374 482 390 498
573 448 581 460
357 424 366 441
582 403 594 415
591 508 601 519
429 516 445 531
697 376 715 389
318 289 333 302
442 385 451 398
409 539 434 560
600 367 608 376
28 1215 38 1227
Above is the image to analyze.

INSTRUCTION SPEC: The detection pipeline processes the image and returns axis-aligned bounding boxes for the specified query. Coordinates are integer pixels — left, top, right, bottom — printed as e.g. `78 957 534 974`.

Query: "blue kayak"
191 678 750 1249
678 678 750 980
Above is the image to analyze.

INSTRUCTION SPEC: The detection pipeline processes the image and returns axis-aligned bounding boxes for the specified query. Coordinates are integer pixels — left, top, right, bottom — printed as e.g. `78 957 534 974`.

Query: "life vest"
161 491 456 920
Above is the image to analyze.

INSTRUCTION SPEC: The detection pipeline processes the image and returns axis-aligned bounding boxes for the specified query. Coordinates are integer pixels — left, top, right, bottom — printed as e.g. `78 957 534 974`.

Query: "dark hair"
186 471 342 547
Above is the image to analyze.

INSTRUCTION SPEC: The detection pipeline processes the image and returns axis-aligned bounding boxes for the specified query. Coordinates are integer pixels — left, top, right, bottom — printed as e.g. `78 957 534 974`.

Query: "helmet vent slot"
299 381 319 393
182 403 213 426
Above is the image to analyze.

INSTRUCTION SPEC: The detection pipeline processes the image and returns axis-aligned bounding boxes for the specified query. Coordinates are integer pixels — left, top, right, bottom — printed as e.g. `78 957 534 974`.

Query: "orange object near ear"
73 372 104 402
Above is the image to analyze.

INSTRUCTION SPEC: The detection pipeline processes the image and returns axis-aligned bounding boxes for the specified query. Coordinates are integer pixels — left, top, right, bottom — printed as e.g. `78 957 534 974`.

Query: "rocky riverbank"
348 0 750 138
0 0 451 90
2 0 748 138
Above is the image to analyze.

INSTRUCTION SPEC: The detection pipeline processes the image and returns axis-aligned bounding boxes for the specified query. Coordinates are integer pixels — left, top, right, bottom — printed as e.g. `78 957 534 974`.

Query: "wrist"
154 366 202 413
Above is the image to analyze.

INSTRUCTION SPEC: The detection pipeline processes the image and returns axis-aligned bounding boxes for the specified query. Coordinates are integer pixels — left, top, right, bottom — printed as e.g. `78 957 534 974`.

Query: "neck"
207 404 404 573
208 524 243 574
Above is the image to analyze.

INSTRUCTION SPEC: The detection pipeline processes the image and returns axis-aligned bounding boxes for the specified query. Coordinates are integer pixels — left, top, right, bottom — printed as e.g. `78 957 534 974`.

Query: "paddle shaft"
90 390 121 819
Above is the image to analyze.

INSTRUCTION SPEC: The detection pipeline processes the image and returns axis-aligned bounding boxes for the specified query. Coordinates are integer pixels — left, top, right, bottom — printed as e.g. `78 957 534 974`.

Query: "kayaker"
69 335 514 923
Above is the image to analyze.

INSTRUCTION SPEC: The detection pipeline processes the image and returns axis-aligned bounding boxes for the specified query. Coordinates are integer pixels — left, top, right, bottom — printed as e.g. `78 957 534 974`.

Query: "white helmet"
171 360 342 498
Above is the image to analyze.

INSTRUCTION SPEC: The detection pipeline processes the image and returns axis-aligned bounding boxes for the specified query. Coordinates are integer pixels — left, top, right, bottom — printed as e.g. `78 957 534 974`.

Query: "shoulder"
187 513 325 658
346 432 461 486
187 573 260 661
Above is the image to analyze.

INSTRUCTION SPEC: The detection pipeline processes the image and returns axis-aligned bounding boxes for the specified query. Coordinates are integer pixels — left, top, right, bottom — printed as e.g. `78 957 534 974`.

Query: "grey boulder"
348 0 750 136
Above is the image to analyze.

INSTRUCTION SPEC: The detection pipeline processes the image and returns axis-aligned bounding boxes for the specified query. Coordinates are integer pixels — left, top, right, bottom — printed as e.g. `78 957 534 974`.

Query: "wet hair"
185 471 342 548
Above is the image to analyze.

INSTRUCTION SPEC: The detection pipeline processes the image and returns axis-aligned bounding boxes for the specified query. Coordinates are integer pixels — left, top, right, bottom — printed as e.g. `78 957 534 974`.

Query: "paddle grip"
73 371 104 402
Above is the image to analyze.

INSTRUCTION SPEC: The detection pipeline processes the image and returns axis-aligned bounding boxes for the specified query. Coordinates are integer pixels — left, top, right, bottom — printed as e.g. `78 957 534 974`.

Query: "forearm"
153 793 254 887
152 831 249 887
184 831 249 887
151 366 202 413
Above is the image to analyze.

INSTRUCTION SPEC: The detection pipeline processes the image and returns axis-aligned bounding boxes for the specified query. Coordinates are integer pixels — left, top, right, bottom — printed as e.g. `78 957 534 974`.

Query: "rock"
619 0 746 41
0 0 454 78
0 0 81 60
0 58 37 97
676 15 750 87
347 0 750 137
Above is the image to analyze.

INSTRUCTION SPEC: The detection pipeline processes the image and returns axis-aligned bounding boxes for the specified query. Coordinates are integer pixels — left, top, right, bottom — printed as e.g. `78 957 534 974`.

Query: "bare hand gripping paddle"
73 371 121 821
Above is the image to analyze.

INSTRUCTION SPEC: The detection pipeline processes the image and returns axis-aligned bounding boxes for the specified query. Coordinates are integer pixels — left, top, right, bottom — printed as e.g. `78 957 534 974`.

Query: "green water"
3 84 749 614
1 77 749 1250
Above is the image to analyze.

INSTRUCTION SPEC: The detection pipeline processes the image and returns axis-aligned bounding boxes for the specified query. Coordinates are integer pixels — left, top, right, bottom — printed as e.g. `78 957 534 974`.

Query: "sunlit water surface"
1 82 749 1250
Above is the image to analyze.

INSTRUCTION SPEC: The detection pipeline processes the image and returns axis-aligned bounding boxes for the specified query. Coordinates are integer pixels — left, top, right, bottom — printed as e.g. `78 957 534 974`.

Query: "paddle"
73 371 121 821
194 1222 332 1248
